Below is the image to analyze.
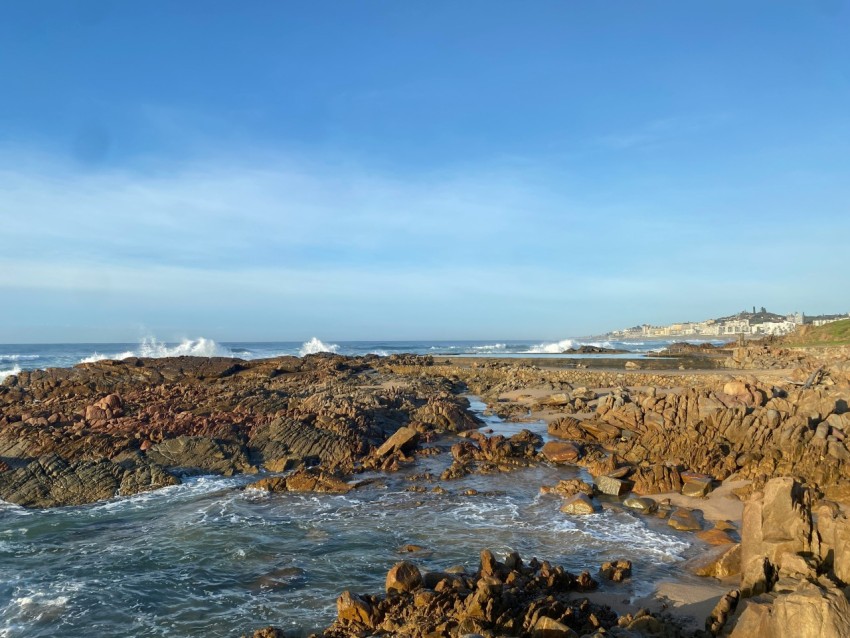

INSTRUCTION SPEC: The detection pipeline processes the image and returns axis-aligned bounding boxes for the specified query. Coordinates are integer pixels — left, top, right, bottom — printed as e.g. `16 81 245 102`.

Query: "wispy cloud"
597 113 732 150
1 142 847 340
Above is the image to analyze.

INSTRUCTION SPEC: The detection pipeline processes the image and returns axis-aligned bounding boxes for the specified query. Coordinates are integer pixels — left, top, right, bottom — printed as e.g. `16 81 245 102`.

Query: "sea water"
0 335 727 380
0 342 713 636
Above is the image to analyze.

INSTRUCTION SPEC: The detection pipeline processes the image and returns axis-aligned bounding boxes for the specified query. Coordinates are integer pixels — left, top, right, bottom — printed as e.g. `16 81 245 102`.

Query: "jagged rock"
531 616 578 637
706 589 739 635
320 551 630 638
813 502 850 584
336 591 374 625
248 417 361 471
599 560 631 582
740 477 813 596
729 579 850 638
688 543 741 578
541 479 595 498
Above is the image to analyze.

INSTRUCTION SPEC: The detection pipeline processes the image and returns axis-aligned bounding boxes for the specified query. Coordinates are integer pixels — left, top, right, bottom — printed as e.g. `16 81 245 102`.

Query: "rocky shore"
2 343 850 636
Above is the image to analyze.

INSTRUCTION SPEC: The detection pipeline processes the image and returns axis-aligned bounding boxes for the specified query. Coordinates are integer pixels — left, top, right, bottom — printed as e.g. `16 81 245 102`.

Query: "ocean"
0 339 714 637
0 335 727 381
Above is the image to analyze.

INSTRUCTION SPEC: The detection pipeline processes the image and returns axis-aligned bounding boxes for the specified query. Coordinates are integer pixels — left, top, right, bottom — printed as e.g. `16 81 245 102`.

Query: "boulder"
541 441 582 464
374 426 419 458
623 496 658 514
595 474 632 497
560 493 597 515
668 508 702 532
681 472 714 498
385 560 422 594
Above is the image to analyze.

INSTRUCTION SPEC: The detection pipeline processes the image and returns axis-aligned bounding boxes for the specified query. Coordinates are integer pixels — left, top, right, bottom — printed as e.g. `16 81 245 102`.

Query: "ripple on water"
0 398 697 637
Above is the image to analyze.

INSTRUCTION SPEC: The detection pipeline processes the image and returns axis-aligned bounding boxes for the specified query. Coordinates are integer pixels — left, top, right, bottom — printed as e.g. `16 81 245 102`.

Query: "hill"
783 318 850 347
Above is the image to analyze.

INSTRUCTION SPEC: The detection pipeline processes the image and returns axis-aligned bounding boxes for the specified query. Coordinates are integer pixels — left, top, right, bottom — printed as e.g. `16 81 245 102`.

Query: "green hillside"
785 318 850 347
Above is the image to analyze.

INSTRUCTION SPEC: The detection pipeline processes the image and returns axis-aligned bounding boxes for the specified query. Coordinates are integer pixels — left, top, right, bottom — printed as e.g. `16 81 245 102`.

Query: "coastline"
1 342 849 636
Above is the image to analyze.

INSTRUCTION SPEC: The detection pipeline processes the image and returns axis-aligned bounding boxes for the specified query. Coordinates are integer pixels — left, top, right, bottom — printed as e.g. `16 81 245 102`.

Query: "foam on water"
79 337 231 364
0 365 21 382
298 338 339 357
527 338 577 353
0 354 39 362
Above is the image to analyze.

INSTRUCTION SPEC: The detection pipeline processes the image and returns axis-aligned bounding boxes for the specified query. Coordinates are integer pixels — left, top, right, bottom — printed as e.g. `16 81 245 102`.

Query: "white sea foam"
0 354 39 362
79 337 231 364
470 343 507 353
298 337 340 356
368 350 390 357
0 365 21 382
527 338 577 353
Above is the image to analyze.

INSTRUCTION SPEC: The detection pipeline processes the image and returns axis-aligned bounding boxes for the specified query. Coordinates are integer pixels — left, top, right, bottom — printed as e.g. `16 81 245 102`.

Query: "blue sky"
1 1 848 342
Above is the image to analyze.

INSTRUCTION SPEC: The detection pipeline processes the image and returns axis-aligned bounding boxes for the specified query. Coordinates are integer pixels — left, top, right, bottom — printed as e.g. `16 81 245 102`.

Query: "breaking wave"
79 337 232 364
298 338 340 357
0 354 40 362
0 365 21 382
527 339 577 354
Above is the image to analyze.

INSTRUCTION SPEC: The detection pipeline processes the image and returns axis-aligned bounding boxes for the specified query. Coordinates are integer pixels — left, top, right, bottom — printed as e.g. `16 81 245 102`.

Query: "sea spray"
0 364 21 382
79 337 231 364
298 338 340 356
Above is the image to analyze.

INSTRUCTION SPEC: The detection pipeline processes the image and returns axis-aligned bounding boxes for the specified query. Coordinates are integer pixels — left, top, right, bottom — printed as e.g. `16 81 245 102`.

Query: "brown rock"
385 560 422 594
623 496 658 514
541 441 582 464
729 579 850 638
336 590 374 625
595 474 632 497
688 543 741 578
374 426 420 458
531 616 578 637
668 508 702 531
560 493 598 515
697 528 737 545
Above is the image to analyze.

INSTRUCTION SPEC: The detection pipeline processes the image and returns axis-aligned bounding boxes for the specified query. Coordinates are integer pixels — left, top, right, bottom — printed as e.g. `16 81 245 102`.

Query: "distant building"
607 307 839 340
805 313 850 327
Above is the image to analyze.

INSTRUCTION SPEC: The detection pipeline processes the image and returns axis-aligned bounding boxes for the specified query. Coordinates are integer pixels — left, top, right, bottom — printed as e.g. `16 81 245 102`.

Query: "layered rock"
0 354 481 507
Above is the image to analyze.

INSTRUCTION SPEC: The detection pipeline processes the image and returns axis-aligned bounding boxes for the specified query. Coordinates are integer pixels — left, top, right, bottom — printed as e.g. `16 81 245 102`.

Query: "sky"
1 1 849 343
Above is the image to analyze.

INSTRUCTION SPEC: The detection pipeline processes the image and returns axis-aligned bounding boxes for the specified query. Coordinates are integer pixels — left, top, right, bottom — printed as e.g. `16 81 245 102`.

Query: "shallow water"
0 402 701 638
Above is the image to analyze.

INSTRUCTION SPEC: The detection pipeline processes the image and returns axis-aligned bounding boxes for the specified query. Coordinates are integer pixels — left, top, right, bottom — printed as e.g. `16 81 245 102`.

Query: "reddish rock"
542 441 582 464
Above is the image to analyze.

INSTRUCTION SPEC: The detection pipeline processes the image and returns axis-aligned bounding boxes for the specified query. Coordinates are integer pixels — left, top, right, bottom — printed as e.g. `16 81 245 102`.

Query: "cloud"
597 113 732 150
0 147 582 273
1 142 847 341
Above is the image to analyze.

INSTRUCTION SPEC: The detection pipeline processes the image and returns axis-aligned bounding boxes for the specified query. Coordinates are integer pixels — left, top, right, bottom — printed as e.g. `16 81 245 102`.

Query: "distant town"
608 307 850 339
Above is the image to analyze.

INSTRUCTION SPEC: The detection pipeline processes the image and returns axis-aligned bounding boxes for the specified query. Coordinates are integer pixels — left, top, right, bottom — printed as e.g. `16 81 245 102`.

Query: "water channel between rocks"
0 397 706 637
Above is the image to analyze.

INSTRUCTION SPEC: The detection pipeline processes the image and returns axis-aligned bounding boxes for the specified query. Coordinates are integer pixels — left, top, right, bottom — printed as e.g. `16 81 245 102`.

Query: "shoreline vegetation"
2 334 850 637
